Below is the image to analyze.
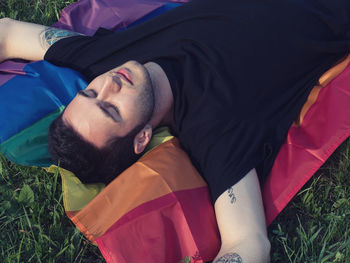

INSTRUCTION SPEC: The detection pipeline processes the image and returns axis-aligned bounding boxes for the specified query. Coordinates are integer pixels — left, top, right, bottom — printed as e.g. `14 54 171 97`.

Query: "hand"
0 18 11 63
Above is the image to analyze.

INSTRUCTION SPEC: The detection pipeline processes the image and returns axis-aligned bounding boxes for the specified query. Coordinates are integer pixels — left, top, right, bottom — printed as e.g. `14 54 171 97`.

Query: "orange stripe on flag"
68 138 207 241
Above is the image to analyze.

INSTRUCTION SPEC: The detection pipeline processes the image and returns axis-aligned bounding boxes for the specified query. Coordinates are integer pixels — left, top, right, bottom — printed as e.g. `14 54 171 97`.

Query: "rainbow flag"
1 0 350 262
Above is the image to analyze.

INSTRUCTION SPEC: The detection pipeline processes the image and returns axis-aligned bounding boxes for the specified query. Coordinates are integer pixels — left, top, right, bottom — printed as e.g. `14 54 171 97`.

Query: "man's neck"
144 61 175 129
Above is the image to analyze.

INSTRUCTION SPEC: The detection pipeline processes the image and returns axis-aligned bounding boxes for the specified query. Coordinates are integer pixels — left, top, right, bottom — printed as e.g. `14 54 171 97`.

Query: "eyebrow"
77 90 121 123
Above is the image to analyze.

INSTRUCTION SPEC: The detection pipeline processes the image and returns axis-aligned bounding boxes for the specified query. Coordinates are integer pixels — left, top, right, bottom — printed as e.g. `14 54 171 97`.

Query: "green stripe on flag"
0 106 65 167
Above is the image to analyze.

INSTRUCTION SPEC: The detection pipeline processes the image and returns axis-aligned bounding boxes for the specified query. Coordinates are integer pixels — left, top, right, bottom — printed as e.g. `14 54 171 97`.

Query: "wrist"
214 234 271 263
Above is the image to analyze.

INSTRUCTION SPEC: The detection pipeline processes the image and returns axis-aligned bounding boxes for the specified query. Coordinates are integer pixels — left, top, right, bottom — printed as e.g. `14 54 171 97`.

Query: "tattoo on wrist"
215 253 242 263
40 27 81 49
228 186 236 204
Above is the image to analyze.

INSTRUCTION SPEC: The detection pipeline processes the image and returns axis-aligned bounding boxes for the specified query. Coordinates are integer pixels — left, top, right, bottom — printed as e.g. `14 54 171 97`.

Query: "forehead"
62 95 125 149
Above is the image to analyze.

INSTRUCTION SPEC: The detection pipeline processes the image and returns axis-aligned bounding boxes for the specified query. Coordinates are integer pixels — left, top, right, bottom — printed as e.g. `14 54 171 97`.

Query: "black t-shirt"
45 0 350 201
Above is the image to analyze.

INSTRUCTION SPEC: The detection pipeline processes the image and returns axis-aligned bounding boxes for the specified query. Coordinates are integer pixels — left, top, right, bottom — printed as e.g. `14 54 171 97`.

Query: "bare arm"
0 18 82 62
213 169 271 263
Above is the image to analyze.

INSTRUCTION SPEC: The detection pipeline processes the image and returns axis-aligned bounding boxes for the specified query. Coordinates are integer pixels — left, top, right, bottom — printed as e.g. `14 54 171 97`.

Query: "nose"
97 75 122 100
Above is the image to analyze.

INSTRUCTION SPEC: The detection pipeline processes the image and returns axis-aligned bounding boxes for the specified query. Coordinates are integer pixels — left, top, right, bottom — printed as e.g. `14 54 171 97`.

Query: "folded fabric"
263 55 350 224
48 131 220 263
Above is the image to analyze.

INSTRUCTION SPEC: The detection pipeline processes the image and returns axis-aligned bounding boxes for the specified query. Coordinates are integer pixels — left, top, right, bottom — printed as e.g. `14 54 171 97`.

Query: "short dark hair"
48 113 145 184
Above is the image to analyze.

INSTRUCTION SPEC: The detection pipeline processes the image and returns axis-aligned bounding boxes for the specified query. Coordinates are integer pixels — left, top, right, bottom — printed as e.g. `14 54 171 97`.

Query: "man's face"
63 60 154 149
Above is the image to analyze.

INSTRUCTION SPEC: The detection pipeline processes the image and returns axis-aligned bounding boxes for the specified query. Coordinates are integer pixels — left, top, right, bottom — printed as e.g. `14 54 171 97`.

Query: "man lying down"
1 0 349 261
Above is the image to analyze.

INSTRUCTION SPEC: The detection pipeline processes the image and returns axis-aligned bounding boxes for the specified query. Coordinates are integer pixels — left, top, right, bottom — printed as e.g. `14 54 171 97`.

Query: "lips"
117 68 133 85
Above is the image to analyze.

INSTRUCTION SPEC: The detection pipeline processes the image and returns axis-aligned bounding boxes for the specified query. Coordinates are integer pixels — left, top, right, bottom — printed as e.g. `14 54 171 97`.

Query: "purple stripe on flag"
0 61 27 86
53 0 189 35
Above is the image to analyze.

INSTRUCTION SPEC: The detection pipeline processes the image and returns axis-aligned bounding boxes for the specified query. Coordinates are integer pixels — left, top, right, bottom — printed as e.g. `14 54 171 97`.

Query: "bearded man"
1 0 349 262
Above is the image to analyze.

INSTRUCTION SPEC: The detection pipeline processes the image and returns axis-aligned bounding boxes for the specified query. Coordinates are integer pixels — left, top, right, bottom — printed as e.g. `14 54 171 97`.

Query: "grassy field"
1 0 350 262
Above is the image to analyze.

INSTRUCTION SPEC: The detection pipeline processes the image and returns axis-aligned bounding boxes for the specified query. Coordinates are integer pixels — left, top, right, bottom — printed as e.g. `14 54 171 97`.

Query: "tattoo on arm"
39 27 82 49
215 253 242 263
228 186 236 204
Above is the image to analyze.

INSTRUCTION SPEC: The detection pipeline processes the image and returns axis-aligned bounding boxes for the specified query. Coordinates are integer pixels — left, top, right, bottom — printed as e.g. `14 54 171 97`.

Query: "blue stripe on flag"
0 61 87 142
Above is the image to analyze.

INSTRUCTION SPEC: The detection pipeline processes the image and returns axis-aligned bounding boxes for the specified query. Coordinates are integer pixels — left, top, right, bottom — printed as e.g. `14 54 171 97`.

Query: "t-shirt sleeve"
196 119 279 202
44 28 116 81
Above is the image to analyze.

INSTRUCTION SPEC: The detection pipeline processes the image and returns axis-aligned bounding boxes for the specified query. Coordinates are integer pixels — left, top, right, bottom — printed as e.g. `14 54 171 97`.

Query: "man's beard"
136 65 155 124
100 71 155 184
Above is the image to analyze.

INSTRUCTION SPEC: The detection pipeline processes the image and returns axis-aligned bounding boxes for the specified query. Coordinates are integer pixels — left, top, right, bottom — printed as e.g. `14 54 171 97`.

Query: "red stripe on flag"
96 187 220 263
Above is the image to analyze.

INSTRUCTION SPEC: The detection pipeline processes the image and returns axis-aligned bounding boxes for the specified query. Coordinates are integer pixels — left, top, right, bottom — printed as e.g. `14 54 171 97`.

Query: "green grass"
268 138 350 262
0 0 74 25
0 155 104 263
1 0 350 262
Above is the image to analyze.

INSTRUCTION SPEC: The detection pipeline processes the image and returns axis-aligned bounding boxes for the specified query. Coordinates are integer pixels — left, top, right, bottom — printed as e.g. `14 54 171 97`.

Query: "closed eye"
77 89 121 123
77 89 97 98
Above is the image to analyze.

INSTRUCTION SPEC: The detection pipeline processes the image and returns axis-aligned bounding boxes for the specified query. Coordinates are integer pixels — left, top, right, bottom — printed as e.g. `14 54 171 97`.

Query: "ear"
133 124 153 154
